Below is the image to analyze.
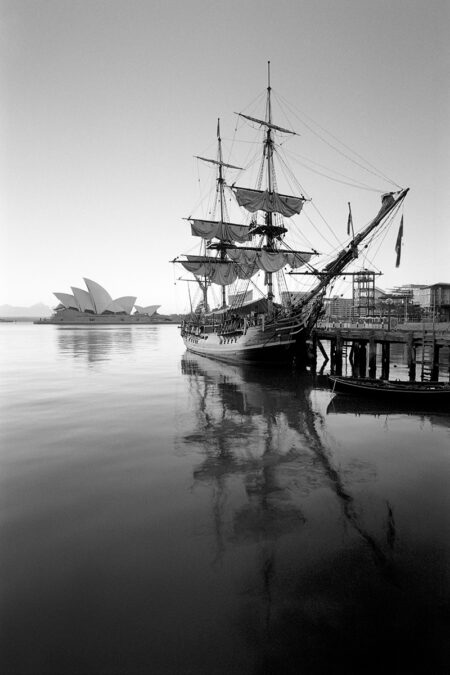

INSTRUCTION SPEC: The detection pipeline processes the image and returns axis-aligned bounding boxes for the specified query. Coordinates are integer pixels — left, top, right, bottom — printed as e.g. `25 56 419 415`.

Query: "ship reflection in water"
179 353 450 673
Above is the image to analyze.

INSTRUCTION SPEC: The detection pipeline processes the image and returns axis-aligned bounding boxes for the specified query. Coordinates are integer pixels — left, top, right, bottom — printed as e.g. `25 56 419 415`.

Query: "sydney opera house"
45 278 161 324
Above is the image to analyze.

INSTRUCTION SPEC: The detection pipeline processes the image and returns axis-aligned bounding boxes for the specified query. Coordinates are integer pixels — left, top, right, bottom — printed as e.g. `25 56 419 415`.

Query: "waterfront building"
323 296 354 320
385 283 450 321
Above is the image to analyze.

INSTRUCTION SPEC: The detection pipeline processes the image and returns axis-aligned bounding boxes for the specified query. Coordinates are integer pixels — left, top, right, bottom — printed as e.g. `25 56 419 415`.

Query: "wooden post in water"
381 341 390 380
431 344 441 381
368 337 377 379
335 331 343 376
352 341 361 378
330 338 337 375
309 335 318 373
407 332 416 382
359 341 367 377
448 346 450 383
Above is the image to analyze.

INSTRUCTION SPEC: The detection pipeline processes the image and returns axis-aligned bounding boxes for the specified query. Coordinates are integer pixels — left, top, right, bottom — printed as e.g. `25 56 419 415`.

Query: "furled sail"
195 156 242 170
227 248 312 272
210 264 238 286
236 113 296 135
233 187 304 217
190 219 250 244
180 256 239 286
285 252 313 268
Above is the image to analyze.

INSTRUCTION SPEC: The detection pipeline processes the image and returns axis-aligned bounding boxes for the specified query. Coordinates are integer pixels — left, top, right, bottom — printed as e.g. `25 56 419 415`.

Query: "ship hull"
182 322 313 365
183 335 302 364
180 296 324 365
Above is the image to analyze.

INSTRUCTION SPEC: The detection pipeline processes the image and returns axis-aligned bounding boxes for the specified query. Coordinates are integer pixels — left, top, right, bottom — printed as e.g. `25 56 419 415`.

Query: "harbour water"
1 323 449 674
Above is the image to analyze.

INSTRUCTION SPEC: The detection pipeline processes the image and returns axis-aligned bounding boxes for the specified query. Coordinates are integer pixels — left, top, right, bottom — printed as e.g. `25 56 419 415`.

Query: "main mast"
265 61 275 317
217 119 227 309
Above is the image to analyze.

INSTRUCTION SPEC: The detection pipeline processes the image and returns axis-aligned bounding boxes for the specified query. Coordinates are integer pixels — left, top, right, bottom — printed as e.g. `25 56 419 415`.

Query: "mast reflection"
179 353 407 669
180 354 395 572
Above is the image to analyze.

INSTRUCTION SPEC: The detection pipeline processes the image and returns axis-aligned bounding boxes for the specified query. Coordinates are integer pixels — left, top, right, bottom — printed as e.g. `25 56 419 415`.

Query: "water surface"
1 324 449 674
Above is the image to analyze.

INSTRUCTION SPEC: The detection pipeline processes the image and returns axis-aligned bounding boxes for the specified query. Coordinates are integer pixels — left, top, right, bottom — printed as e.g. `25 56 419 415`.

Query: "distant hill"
0 303 52 318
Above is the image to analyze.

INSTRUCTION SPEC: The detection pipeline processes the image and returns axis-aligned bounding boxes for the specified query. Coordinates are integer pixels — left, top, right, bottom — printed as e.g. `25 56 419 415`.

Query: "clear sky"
1 0 449 313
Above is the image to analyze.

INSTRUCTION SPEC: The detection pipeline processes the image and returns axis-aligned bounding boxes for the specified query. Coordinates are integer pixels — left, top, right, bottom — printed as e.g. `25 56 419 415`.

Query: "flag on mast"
347 202 354 236
395 216 404 267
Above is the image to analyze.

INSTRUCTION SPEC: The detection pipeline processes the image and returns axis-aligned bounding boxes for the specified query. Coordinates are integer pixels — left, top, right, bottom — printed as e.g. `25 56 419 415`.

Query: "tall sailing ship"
172 64 408 364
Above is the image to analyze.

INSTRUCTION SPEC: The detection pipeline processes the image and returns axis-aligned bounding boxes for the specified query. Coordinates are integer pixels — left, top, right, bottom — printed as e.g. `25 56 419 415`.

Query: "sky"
1 0 449 313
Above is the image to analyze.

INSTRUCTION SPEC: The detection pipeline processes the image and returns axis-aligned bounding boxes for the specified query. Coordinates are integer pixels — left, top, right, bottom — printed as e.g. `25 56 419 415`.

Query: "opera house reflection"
56 325 159 364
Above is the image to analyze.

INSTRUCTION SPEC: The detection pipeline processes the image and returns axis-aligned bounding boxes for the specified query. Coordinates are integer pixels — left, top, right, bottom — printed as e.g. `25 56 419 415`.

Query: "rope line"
273 90 402 189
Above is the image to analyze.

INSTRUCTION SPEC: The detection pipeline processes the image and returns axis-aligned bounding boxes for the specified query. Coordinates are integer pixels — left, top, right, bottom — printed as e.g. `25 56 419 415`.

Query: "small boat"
328 375 450 403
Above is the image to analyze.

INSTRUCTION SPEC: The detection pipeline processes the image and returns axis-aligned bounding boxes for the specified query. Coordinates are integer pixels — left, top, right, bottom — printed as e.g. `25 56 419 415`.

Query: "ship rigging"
171 63 408 364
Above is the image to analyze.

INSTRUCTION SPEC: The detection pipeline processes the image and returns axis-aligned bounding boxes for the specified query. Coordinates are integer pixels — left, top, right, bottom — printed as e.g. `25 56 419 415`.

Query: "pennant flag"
347 202 353 236
395 216 404 267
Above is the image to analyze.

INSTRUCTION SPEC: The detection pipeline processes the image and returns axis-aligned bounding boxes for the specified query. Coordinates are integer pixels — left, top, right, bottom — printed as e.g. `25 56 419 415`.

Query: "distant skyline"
1 0 449 314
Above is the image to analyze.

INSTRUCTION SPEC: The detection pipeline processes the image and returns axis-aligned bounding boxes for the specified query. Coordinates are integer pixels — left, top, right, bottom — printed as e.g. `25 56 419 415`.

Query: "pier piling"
407 333 416 382
368 337 377 379
312 325 450 382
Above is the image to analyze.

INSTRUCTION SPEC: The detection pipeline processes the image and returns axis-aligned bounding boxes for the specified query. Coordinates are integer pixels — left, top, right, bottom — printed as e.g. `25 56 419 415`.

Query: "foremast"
186 121 244 314
295 188 410 310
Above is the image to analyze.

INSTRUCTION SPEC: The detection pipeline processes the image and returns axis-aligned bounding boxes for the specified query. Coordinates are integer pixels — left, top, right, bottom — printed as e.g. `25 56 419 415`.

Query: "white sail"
209 264 238 286
227 248 312 273
258 250 289 272
285 252 313 268
226 249 257 265
190 219 250 244
233 187 304 217
180 256 238 286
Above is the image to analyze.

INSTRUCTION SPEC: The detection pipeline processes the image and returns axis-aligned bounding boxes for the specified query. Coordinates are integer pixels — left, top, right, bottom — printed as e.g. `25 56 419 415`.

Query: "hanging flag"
395 216 404 267
347 202 353 236
217 118 220 139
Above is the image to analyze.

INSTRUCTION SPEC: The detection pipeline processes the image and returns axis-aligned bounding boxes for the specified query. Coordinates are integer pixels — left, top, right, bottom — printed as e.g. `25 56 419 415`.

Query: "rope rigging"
273 90 402 189
178 80 407 321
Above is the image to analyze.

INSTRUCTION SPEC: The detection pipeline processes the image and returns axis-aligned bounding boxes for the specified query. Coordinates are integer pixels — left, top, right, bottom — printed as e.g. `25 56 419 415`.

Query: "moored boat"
173 62 408 365
328 375 450 403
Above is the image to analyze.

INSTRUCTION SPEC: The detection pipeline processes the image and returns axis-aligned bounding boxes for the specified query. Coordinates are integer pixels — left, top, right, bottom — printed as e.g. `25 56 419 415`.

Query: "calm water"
1 323 449 674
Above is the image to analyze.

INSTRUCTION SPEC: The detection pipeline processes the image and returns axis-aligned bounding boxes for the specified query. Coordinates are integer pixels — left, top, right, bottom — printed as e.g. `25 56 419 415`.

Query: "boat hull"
329 376 450 403
182 325 309 364
181 296 324 365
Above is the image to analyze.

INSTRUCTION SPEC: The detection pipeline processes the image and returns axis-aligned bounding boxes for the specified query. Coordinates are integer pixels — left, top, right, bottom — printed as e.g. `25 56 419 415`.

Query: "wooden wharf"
309 322 450 382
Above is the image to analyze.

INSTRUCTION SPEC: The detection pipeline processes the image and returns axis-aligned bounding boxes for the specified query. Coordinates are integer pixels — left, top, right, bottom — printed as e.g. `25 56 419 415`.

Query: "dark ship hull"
182 296 323 364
